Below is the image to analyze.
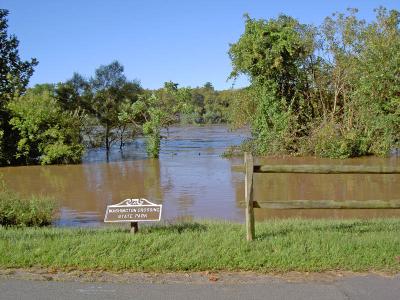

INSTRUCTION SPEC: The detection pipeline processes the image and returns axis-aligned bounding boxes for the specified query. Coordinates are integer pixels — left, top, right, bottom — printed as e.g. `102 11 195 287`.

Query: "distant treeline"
0 7 399 166
2 63 240 164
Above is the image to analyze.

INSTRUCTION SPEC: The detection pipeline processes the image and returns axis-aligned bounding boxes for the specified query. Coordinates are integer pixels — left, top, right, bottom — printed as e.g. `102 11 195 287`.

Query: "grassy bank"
1 219 399 273
0 187 55 227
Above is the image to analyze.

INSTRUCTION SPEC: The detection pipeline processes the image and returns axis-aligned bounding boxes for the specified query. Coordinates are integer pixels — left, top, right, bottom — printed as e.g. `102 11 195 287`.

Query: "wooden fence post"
244 152 255 241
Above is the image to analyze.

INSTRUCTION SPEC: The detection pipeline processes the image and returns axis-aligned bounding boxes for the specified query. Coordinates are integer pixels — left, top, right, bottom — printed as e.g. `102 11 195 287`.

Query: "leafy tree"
309 8 400 158
0 9 38 165
155 82 204 124
89 61 142 156
7 85 84 164
0 9 38 101
229 14 318 154
118 81 202 158
203 82 214 91
115 81 144 149
350 8 400 155
55 73 92 112
229 8 400 158
193 84 221 123
118 93 173 158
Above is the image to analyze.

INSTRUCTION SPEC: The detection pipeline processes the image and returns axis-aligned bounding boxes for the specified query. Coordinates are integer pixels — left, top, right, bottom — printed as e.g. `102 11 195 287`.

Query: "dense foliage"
229 8 400 158
7 85 84 164
0 9 38 165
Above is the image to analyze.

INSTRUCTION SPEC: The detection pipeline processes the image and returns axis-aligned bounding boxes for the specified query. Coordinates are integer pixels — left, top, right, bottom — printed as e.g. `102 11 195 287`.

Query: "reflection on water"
1 125 399 226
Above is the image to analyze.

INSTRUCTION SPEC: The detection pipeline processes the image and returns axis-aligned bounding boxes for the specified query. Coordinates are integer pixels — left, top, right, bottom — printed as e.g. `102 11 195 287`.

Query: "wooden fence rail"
244 152 400 241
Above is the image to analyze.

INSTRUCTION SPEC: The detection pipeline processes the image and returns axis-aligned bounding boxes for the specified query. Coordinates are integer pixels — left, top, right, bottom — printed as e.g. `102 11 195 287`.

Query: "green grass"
0 219 399 273
0 187 55 227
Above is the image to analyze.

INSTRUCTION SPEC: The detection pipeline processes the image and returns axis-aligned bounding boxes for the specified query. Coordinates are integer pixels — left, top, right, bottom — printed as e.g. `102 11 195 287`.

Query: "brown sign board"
104 198 162 223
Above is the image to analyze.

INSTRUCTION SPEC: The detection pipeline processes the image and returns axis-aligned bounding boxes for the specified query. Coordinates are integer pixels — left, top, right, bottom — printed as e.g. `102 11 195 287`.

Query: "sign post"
131 222 139 233
104 198 162 233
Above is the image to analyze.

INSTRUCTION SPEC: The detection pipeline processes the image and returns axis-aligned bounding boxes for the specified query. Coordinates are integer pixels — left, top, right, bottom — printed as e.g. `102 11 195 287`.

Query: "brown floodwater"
1 125 399 226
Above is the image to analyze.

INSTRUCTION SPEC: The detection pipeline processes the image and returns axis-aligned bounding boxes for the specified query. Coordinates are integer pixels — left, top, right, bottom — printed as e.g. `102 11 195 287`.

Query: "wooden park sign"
104 198 162 233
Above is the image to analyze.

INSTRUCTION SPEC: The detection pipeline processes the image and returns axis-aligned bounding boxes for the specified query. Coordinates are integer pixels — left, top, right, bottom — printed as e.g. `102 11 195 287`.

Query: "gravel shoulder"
0 267 398 284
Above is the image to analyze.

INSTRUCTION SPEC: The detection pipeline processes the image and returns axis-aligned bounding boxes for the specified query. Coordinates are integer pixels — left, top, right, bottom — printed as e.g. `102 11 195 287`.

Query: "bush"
7 86 84 165
308 122 361 158
0 186 56 227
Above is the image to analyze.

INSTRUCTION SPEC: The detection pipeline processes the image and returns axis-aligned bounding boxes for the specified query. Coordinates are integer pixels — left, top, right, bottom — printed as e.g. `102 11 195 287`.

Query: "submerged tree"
119 91 176 158
89 61 142 157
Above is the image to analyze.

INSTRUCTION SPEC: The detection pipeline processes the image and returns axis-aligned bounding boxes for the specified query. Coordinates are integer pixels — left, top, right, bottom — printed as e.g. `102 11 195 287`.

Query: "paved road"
1 275 399 300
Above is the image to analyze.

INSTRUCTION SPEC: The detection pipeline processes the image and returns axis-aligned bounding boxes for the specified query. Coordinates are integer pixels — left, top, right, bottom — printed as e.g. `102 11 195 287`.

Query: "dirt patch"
0 268 397 284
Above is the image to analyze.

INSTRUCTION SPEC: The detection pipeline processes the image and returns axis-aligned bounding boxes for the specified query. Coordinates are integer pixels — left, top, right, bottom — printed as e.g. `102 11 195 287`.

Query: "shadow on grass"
255 220 396 240
256 229 292 240
142 222 208 234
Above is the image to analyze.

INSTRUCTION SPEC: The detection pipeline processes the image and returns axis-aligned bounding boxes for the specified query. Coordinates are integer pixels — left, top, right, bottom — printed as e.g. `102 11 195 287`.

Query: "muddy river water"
1 125 399 226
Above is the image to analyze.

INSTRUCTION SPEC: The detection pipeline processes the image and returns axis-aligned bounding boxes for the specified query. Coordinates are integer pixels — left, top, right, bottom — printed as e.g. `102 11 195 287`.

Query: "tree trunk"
119 125 126 150
105 123 110 161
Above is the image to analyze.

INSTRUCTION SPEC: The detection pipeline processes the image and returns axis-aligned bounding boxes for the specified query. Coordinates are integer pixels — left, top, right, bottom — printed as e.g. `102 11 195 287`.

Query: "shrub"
7 86 84 165
0 186 56 227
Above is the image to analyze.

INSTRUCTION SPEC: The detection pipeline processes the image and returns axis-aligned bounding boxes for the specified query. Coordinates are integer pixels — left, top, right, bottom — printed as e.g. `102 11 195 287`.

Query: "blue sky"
2 0 399 90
